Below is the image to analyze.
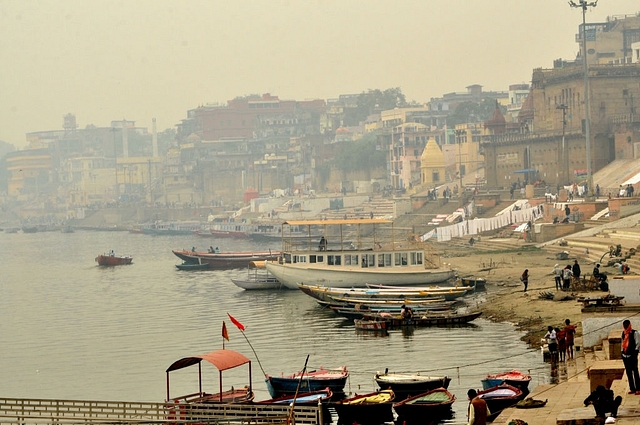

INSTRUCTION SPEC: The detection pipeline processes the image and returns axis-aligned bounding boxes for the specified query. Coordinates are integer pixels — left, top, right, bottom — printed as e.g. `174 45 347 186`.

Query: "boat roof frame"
165 349 252 402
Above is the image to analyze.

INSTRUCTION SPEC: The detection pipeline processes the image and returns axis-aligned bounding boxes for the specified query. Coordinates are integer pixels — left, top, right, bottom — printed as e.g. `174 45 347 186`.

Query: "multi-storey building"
178 93 326 141
578 13 640 65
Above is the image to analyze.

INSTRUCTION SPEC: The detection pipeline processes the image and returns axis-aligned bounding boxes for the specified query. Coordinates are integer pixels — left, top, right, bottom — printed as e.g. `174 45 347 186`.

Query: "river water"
0 230 551 423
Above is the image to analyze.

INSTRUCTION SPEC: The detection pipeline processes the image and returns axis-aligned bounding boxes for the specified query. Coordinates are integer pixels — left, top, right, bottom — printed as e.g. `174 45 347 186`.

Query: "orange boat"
95 254 133 266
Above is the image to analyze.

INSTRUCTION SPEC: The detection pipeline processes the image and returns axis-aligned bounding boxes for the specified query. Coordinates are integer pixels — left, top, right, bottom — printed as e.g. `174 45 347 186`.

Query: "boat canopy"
249 260 266 269
166 349 251 372
283 218 392 226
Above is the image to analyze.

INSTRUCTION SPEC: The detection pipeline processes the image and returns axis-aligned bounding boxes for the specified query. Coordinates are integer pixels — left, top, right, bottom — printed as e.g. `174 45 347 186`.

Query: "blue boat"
265 366 349 398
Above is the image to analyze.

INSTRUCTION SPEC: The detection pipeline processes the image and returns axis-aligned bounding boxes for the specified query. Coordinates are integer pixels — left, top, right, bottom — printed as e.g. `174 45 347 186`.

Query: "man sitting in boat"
215 247 220 253
208 246 214 253
109 250 115 257
318 237 327 251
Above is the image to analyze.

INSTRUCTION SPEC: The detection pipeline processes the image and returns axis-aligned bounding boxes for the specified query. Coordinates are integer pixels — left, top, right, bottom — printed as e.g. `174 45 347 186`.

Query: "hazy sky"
1 0 638 148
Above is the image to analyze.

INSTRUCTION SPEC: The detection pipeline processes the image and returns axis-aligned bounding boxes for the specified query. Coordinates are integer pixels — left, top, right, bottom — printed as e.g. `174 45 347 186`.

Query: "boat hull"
375 374 451 401
172 250 279 270
476 384 524 420
95 255 133 266
231 277 284 290
266 262 455 289
265 368 349 398
332 390 395 425
392 387 455 422
367 311 482 328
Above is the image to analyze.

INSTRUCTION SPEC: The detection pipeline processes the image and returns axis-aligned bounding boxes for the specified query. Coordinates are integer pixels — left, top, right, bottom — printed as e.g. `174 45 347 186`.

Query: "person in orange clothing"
564 319 577 360
466 389 490 425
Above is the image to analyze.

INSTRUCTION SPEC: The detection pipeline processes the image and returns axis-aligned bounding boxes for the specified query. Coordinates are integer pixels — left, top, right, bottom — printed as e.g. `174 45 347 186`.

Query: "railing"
0 397 324 425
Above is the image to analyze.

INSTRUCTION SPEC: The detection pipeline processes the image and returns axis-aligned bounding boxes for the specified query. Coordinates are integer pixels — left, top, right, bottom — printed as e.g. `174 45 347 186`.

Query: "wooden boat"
166 349 254 404
458 276 487 290
231 261 284 290
21 225 38 233
95 254 133 266
481 370 532 391
475 384 524 420
176 262 210 271
172 249 280 270
364 311 482 328
354 318 388 331
265 219 455 289
329 303 455 320
392 387 455 421
265 366 349 398
332 389 395 425
374 371 450 400
298 283 468 304
253 387 333 405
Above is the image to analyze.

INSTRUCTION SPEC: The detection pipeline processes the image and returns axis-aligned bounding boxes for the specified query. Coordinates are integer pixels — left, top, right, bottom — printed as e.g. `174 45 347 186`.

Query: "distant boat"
141 221 202 235
21 226 38 233
95 254 133 266
61 225 75 233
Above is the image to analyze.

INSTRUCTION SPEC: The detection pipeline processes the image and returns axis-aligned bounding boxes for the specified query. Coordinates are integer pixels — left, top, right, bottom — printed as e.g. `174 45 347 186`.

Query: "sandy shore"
443 244 587 347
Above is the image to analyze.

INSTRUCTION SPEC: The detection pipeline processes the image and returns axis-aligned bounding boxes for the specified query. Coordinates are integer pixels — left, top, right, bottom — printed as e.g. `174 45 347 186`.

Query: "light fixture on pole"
569 0 597 196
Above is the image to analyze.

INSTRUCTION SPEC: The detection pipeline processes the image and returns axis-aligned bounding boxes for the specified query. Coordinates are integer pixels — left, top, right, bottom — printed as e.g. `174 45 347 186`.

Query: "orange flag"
222 321 229 341
228 313 245 331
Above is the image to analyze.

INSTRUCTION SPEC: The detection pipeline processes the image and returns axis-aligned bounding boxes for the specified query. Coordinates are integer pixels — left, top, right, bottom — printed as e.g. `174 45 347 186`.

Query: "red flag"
228 313 245 331
222 321 229 341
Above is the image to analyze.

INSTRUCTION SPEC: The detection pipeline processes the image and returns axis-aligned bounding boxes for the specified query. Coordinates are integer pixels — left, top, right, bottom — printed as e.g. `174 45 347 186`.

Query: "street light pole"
454 129 464 198
556 104 568 184
569 0 597 196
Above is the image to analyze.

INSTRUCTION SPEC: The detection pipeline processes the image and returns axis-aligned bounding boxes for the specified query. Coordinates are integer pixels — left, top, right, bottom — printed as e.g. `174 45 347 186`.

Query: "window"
395 252 407 266
344 255 358 266
410 252 423 265
327 255 341 266
293 255 307 264
433 171 440 182
378 253 391 267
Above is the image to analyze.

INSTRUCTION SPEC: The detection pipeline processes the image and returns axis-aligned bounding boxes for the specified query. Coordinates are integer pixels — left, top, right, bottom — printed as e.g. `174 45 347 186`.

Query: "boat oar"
288 354 310 422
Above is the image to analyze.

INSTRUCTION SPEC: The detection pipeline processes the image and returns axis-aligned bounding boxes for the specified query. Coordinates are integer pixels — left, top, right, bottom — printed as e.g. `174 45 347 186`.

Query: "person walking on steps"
520 269 529 292
622 319 640 395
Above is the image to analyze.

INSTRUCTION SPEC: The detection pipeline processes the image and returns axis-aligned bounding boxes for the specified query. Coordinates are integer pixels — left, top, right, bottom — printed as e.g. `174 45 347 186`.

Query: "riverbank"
444 243 587 347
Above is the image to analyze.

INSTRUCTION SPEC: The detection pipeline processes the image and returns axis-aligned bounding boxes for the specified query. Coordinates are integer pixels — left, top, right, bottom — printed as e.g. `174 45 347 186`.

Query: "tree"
331 133 386 173
343 88 408 126
446 98 506 127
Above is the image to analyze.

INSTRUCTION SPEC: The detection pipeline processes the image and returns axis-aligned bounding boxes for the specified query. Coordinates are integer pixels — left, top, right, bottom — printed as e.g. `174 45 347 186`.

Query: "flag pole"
238 329 267 377
228 313 267 376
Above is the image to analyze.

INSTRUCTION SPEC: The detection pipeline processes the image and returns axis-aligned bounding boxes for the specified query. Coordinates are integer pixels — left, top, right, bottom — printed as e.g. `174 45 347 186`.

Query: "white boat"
265 219 455 289
231 261 285 290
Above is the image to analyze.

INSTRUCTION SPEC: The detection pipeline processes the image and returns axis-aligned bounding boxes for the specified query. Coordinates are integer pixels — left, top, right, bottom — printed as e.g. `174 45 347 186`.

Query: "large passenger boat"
265 219 455 289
